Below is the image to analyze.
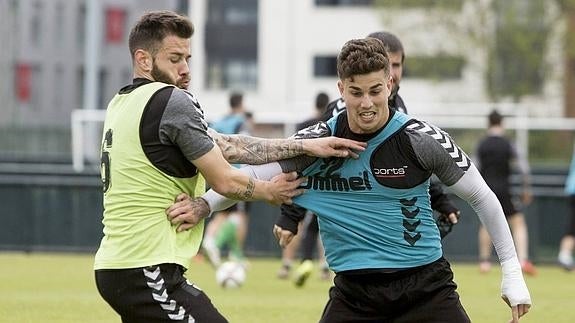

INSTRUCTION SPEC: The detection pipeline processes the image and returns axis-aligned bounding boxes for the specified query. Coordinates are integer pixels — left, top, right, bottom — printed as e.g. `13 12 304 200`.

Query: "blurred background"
1 0 574 263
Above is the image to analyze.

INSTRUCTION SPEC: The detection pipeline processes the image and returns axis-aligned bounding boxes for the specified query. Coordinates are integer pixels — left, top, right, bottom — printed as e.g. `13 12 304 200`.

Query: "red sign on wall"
15 63 31 102
106 7 125 44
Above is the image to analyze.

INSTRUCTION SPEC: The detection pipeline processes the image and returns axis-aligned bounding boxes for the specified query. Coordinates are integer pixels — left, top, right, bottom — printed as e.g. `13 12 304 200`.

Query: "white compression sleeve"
202 162 284 213
447 164 517 263
448 164 531 306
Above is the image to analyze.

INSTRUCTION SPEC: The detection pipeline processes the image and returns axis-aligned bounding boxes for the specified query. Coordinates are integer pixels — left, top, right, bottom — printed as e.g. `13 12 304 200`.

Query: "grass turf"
0 252 573 322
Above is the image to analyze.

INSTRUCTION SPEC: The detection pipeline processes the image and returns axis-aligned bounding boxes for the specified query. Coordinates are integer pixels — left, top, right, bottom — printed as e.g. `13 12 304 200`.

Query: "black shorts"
493 190 519 217
95 263 227 323
319 257 470 323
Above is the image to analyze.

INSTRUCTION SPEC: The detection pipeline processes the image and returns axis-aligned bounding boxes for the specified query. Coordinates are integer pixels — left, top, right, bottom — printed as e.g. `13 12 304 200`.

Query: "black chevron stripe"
403 232 422 246
143 268 189 319
409 123 424 131
411 121 472 171
454 153 465 163
401 207 420 219
403 219 421 232
400 197 417 206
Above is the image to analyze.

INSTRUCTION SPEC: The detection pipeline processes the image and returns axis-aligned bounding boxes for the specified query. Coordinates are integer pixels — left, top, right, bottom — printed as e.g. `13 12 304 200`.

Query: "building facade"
0 0 566 161
191 0 565 124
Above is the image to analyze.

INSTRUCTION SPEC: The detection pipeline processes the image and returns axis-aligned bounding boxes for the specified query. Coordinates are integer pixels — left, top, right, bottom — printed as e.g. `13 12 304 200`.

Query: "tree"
487 0 551 102
376 0 558 106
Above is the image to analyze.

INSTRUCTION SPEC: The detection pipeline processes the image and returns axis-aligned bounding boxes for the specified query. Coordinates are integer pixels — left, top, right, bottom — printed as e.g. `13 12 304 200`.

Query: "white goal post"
71 109 106 172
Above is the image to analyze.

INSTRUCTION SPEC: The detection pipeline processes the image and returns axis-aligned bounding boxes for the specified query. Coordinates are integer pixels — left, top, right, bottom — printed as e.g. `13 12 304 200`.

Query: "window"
208 0 258 24
205 0 258 90
176 0 188 15
76 3 86 50
313 56 338 77
30 65 43 110
53 65 64 111
30 1 43 47
54 2 65 49
98 68 108 110
206 59 257 90
315 0 374 6
375 0 463 10
225 60 257 90
74 67 108 109
403 55 465 80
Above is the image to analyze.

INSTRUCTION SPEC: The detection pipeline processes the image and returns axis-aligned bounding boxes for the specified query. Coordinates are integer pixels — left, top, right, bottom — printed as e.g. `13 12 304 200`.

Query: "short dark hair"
488 109 503 126
315 92 330 110
337 38 390 81
366 31 405 62
128 11 194 58
229 92 243 109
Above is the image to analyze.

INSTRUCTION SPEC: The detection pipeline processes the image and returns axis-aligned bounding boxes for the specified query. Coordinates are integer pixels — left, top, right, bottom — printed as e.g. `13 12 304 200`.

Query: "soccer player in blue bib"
168 37 532 323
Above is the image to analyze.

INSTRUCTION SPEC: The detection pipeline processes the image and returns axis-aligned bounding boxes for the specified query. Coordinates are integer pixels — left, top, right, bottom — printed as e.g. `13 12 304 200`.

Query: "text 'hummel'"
303 171 372 191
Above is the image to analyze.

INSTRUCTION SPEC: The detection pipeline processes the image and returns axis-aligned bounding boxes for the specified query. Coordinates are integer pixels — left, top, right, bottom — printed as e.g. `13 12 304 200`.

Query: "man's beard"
151 62 188 89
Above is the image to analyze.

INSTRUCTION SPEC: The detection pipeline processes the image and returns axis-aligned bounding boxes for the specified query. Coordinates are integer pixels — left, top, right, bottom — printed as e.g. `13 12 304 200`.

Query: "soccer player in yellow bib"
94 10 365 323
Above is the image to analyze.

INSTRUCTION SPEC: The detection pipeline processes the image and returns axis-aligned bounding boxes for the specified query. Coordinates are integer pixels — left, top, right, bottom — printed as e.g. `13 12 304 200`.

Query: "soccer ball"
215 261 246 288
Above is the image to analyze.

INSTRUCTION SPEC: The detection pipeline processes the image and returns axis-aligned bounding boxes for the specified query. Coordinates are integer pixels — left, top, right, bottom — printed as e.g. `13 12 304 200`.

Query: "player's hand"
266 172 306 206
505 303 531 323
166 193 211 232
272 224 295 248
446 212 459 224
436 211 460 239
302 137 366 159
500 259 532 322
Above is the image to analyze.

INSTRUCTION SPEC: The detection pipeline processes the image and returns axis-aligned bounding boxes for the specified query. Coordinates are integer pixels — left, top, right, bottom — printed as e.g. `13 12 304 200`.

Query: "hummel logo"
303 171 372 191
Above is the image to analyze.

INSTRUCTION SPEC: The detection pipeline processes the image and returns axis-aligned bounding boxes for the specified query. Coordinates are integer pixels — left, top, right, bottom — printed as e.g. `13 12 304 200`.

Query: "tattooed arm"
207 127 365 165
167 148 306 232
192 145 304 205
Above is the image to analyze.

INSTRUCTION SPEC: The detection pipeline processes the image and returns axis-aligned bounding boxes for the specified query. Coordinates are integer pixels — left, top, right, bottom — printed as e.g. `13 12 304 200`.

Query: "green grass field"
0 252 573 323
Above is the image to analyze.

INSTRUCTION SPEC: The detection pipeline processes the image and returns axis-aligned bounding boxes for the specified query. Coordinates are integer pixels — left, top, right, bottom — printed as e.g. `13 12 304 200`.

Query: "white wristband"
202 189 237 215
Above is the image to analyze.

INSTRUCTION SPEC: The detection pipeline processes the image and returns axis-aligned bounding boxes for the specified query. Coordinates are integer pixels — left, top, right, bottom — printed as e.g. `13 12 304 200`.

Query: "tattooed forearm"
194 197 211 219
227 177 256 201
209 129 305 164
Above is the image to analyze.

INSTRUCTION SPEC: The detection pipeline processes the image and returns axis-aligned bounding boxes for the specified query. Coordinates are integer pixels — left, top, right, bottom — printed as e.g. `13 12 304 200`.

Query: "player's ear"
337 80 344 97
134 49 152 72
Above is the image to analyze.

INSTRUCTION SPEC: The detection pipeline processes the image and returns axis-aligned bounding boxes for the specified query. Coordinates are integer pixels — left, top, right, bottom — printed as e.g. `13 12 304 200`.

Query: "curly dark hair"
129 10 194 58
336 38 390 81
